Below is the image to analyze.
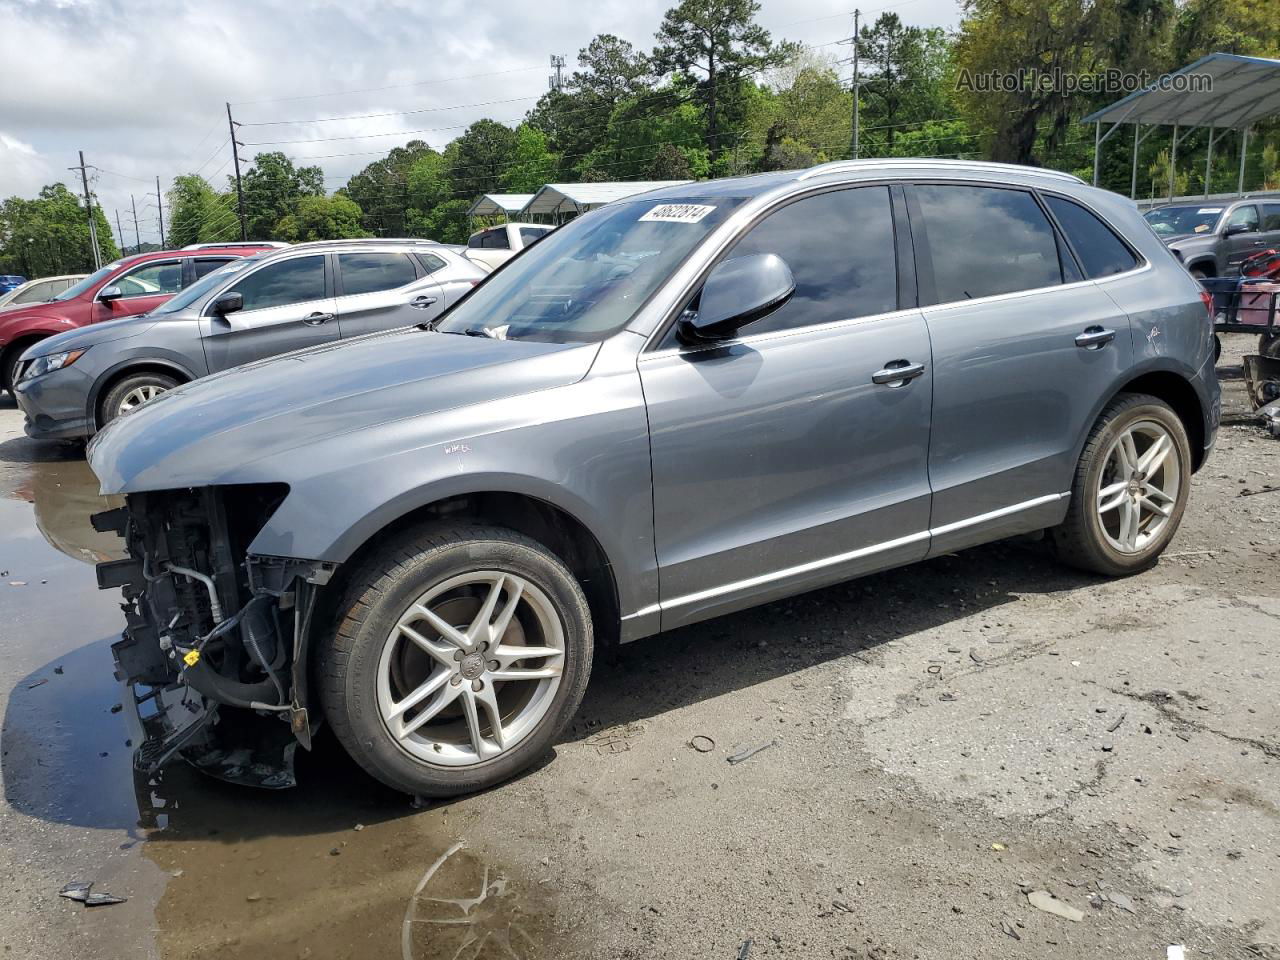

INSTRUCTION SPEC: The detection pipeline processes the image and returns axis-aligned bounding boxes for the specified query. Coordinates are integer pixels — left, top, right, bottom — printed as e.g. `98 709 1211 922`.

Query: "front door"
199 253 339 372
639 185 933 630
334 250 443 338
1223 204 1263 274
93 258 185 323
909 182 1134 552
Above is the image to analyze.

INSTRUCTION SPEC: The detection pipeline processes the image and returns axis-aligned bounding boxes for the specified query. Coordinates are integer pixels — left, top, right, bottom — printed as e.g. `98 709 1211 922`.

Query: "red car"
0 245 277 394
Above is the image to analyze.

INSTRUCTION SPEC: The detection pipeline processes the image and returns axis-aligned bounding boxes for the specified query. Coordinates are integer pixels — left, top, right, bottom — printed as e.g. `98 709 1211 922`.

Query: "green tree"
167 174 238 246
647 142 694 179
857 15 954 155
758 49 851 165
237 151 324 239
273 194 371 242
447 120 520 202
573 34 652 107
653 0 788 158
501 125 559 193
344 140 436 236
0 183 118 276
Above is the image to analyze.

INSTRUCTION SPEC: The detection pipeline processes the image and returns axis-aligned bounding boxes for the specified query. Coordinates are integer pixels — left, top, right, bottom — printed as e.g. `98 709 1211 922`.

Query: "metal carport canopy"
1081 53 1280 197
520 181 693 217
466 194 534 218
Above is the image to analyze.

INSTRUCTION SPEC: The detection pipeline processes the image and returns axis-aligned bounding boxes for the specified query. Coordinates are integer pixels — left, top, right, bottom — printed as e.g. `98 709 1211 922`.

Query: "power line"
239 94 540 127
230 63 546 107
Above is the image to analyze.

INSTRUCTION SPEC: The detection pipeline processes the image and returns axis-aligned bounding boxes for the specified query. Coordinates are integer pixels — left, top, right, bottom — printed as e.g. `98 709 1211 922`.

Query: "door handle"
1074 326 1115 350
410 296 438 309
302 312 334 326
871 360 926 386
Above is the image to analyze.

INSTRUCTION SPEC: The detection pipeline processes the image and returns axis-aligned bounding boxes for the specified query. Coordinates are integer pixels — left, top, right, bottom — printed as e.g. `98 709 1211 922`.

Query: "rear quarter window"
1043 195 1139 279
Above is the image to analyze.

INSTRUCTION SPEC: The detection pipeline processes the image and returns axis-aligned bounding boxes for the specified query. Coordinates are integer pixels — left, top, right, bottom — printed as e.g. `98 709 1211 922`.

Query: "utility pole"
115 209 127 254
70 150 102 271
837 11 861 160
549 54 566 93
131 195 142 252
227 102 248 241
156 175 166 247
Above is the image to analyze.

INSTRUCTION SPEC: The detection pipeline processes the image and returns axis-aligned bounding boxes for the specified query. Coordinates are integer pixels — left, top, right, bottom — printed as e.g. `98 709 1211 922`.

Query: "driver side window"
116 261 183 297
1227 205 1259 232
225 256 327 312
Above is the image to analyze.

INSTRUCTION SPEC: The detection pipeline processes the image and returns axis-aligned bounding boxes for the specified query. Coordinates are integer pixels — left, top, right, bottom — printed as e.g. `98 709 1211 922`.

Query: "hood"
1163 233 1215 249
18 315 157 358
88 328 600 494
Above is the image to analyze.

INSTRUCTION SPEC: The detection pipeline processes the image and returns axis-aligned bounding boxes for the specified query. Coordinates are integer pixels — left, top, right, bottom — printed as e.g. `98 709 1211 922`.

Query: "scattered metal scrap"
59 880 127 907
727 740 777 765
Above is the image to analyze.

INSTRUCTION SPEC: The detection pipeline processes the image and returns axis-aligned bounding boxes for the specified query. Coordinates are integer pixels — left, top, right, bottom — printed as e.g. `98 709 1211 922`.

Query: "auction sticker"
639 203 716 224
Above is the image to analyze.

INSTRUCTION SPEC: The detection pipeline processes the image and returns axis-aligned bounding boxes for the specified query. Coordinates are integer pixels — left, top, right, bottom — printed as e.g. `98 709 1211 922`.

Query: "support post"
226 102 248 241
1093 121 1101 186
851 8 860 160
1130 123 1141 200
1204 124 1215 198
156 175 166 247
115 209 126 253
1238 127 1248 196
74 150 102 271
1168 123 1178 201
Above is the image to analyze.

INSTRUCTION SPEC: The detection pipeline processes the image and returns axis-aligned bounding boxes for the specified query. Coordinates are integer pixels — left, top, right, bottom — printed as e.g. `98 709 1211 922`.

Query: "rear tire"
99 372 178 426
1049 394 1191 576
318 522 593 796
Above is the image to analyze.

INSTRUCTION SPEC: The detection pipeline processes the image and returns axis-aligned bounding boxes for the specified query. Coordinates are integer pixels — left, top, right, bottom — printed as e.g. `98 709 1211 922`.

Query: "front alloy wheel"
320 523 592 796
1095 420 1181 554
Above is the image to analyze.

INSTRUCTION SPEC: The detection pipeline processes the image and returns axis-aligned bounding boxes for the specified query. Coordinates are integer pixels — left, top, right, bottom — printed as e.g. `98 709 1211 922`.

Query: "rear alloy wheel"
319 523 592 796
100 372 178 426
1050 394 1191 576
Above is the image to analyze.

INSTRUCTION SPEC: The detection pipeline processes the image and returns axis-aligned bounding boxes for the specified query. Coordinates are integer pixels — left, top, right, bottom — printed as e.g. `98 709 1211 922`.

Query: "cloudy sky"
0 0 961 248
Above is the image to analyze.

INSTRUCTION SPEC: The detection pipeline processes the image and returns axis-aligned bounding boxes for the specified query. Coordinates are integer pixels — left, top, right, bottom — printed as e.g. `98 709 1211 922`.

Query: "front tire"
319 523 593 796
1050 394 1191 576
99 372 178 426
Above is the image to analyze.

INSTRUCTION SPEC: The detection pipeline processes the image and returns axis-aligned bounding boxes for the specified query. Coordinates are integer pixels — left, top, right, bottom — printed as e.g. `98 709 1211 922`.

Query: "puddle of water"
1 440 562 960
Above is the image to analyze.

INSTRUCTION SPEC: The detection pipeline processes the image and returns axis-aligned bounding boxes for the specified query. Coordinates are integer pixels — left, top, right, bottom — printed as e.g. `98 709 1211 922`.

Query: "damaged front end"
93 485 336 788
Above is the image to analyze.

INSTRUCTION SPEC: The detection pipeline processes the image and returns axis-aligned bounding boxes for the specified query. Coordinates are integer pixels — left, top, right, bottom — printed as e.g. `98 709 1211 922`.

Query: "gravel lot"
0 335 1276 960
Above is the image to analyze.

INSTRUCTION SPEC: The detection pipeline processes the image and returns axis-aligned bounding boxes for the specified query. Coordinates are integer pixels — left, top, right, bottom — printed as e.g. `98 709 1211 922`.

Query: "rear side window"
1263 203 1280 231
1044 196 1138 278
227 255 326 311
416 253 447 274
479 229 509 250
915 184 1062 302
519 227 548 245
722 186 898 334
193 257 234 279
338 252 417 296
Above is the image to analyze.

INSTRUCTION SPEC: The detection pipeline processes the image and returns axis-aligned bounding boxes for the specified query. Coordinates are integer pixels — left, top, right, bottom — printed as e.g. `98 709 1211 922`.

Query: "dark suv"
88 160 1219 797
1145 198 1280 278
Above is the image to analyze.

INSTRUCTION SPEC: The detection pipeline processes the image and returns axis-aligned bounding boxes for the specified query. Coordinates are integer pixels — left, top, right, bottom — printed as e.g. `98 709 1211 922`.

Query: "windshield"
52 264 120 301
1144 205 1223 237
148 255 263 316
436 198 744 343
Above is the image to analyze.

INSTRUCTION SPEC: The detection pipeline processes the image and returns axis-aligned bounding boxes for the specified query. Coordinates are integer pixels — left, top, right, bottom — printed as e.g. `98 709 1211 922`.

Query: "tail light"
1199 288 1214 319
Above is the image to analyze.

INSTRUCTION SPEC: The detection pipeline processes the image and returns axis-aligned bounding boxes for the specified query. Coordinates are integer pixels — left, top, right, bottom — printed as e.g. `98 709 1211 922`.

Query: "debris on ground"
991 843 1006 851
999 918 1021 940
1026 890 1084 922
688 735 715 753
1168 946 1186 960
727 740 777 764
58 880 126 907
26 678 47 690
1107 713 1126 733
1107 891 1137 914
737 939 753 959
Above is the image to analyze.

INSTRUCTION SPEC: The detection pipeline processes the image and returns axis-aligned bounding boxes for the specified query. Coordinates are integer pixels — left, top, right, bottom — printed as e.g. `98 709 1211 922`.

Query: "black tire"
98 372 178 426
1049 393 1191 577
318 522 593 796
1 341 35 396
1260 334 1280 359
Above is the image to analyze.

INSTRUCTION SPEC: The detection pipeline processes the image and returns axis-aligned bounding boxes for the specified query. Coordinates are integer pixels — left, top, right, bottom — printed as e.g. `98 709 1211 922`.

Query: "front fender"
86 354 202 429
0 319 78 350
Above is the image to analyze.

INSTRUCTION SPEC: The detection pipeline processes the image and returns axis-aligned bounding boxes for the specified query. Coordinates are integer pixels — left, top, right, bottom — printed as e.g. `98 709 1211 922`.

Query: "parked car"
464 222 554 271
1144 197 1280 279
88 159 1218 798
0 246 274 395
14 240 486 439
0 275 26 294
0 274 88 310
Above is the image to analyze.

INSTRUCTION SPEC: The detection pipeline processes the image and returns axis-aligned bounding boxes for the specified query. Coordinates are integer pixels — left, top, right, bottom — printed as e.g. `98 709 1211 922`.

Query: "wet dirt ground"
0 335 1277 960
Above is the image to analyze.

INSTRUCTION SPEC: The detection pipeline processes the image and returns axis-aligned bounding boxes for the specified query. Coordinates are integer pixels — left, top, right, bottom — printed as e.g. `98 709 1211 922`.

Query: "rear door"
640 184 934 629
199 253 338 371
909 182 1134 554
334 250 440 337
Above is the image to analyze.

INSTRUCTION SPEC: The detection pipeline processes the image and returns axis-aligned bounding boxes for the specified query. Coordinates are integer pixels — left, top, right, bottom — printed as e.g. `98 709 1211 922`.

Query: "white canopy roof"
1082 53 1280 131
520 181 692 216
466 194 535 217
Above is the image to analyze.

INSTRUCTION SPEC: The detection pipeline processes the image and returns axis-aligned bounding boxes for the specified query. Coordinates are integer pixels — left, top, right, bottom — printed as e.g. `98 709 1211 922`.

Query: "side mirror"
212 291 243 316
1224 222 1253 237
98 285 123 302
677 253 796 344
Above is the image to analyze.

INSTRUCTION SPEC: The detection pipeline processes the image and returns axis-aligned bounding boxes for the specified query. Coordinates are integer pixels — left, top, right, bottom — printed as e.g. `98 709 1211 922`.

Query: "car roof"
112 245 277 267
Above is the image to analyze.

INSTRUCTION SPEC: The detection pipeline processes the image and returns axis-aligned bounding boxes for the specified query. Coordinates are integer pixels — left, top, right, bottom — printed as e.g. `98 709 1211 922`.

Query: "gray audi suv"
86 160 1219 797
13 239 486 440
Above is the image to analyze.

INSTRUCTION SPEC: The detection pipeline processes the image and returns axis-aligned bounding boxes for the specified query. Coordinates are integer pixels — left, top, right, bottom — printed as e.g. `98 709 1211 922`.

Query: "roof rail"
797 158 1086 185
286 237 442 249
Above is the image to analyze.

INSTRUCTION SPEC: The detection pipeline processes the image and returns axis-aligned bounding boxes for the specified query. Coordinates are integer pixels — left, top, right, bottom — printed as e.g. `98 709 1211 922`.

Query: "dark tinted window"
338 252 417 296
193 257 234 279
228 256 326 311
417 253 447 274
723 186 897 334
520 227 549 245
1227 205 1259 231
916 184 1061 302
1263 203 1280 231
1044 195 1138 278
481 229 509 250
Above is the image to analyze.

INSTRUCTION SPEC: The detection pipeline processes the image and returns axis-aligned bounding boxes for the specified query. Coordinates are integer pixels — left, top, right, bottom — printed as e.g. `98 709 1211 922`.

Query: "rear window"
1044 195 1138 279
915 184 1063 302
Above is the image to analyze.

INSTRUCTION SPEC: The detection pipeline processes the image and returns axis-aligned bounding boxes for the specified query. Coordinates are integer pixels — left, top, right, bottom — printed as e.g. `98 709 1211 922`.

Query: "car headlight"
21 349 85 381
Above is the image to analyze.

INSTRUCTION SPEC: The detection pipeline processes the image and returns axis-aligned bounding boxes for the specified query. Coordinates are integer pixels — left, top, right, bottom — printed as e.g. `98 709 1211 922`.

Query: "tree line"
2 0 1278 272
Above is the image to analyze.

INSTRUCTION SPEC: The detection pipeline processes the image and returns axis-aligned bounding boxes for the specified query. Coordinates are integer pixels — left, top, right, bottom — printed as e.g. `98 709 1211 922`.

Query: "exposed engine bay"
93 485 335 788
